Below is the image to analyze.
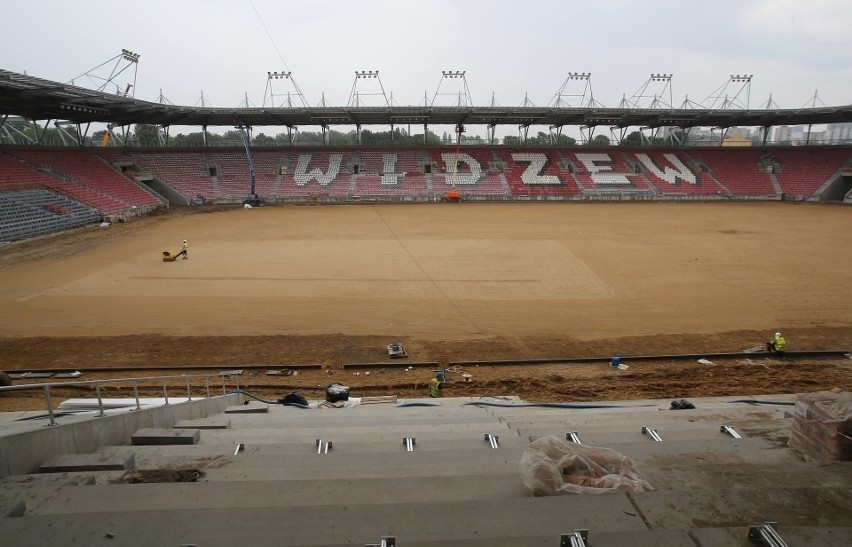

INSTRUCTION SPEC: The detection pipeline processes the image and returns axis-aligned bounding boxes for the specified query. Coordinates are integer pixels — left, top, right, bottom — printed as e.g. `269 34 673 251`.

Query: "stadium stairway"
0 394 850 546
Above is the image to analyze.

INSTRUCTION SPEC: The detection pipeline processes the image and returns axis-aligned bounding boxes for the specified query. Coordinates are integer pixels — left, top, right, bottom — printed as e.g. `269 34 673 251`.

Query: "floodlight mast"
432 71 472 107
347 70 389 107
549 72 601 108
703 74 753 109
263 71 308 108
627 74 675 144
70 49 140 97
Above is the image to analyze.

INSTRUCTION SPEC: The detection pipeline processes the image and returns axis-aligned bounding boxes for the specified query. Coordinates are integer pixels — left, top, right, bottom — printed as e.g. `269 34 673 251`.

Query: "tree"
253 133 275 145
133 124 160 147
590 134 611 146
171 132 206 147
624 131 643 146
502 135 521 146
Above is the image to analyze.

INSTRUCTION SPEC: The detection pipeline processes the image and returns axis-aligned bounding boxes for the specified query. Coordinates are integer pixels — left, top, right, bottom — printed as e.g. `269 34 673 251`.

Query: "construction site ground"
0 202 850 410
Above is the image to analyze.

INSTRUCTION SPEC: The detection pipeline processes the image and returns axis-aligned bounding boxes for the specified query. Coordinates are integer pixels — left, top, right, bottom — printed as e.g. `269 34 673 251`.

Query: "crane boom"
235 122 257 198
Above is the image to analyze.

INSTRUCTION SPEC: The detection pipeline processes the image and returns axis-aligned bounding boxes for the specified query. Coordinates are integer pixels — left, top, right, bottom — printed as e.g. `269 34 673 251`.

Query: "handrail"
0 371 242 426
0 371 235 392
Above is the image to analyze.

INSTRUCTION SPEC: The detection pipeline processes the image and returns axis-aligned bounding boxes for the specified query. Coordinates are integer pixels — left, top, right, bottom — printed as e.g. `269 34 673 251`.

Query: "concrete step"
640 461 852 491
174 417 231 429
375 529 695 547
485 397 794 420
520 437 798 466
223 414 502 428
519 423 784 444
33 474 532 514
692 525 852 546
131 428 199 446
98 445 529 471
200 432 524 452
199 422 511 438
632 486 852 530
39 453 135 473
494 405 790 427
196 428 524 448
0 495 646 545
225 403 268 413
203 458 522 482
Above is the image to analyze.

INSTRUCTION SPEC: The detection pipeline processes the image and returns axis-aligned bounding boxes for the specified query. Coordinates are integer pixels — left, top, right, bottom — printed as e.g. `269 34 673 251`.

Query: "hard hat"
775 332 781 338
183 240 187 242
436 371 444 378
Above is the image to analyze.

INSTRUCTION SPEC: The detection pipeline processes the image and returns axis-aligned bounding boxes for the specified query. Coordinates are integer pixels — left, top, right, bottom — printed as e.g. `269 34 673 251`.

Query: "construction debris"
387 343 408 358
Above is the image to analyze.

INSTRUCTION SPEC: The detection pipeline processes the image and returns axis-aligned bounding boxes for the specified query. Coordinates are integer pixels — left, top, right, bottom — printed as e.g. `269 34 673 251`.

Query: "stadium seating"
565 149 652 193
4 146 851 209
769 148 852 198
0 187 102 242
683 149 775 196
1 149 128 213
276 150 352 198
495 149 581 197
630 149 727 196
352 150 429 199
430 149 507 197
123 150 215 201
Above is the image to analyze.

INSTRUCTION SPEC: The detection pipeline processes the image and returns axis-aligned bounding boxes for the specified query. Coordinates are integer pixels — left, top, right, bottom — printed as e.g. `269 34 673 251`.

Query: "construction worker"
767 332 787 352
175 239 189 260
429 371 444 398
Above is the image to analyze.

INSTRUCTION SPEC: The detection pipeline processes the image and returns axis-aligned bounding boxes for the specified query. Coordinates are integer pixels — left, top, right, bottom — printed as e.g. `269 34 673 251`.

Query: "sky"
2 0 851 137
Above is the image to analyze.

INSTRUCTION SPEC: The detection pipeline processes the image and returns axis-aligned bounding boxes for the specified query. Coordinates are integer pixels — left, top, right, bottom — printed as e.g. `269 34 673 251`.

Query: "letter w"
294 154 343 186
635 153 696 185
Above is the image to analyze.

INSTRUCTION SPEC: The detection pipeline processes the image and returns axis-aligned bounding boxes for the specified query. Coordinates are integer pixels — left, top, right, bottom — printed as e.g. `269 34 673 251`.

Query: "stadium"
1 2 852 544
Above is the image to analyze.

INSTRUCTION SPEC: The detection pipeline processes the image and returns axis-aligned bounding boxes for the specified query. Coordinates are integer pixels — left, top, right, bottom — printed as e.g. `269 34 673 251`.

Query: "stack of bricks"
787 391 851 463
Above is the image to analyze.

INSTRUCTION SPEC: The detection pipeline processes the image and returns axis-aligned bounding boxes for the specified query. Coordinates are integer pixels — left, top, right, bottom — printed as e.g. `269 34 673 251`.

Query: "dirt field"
0 202 850 409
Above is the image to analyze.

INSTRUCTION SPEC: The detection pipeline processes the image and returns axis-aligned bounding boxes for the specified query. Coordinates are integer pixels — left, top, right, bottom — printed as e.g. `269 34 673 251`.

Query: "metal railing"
0 372 242 426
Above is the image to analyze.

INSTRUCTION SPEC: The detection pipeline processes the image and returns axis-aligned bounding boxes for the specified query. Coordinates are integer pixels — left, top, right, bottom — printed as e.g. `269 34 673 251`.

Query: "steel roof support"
33 118 51 145
0 114 8 133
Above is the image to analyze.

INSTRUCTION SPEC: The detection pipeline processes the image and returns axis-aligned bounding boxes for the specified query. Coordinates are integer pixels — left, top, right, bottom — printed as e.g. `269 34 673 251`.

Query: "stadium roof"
2 69 852 129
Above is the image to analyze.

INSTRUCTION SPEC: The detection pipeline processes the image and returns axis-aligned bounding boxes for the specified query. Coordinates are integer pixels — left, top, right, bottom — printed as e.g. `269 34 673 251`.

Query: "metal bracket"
484 433 499 448
748 521 788 546
234 443 245 455
566 431 582 444
315 439 333 454
365 537 396 547
403 437 416 452
560 529 589 546
720 425 742 439
642 426 662 442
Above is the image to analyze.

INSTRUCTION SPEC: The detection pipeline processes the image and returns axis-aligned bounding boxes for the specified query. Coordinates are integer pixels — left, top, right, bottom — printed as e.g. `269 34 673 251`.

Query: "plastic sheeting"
520 435 652 495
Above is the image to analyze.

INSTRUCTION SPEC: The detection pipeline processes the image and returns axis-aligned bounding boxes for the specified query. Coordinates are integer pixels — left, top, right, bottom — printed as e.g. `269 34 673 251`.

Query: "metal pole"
133 380 141 410
163 380 169 405
185 377 192 401
205 377 210 398
222 376 227 395
95 382 105 417
44 386 57 426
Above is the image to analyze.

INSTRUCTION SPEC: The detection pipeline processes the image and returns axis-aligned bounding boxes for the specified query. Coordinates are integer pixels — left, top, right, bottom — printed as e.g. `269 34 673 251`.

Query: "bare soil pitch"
0 202 849 408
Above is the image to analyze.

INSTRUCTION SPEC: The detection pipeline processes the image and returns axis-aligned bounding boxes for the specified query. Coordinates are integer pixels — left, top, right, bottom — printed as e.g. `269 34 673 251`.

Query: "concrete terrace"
0 393 850 546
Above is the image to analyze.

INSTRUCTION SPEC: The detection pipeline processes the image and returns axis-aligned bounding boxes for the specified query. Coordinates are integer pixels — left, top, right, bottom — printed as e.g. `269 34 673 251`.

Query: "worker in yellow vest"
175 239 189 260
767 332 787 353
429 371 445 398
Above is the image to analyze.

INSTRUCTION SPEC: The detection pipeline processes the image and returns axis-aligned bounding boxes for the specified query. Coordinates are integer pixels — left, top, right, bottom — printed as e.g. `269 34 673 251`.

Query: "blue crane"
235 121 260 204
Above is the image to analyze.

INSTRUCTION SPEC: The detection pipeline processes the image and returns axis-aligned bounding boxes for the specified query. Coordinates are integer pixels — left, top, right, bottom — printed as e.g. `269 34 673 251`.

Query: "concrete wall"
0 394 239 477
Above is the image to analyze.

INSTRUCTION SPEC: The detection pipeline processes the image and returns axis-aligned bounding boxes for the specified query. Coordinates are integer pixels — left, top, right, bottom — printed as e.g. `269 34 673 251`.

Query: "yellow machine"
162 251 177 262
